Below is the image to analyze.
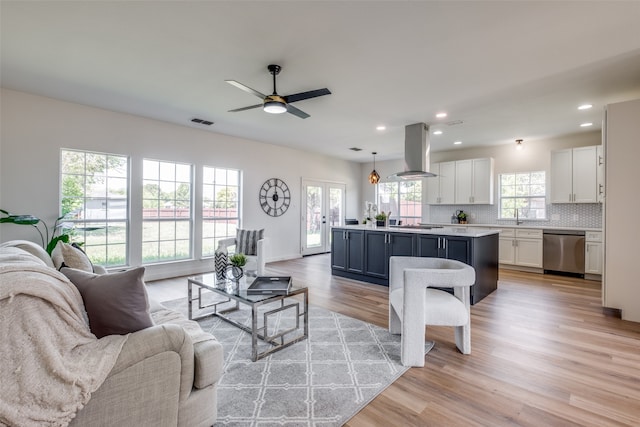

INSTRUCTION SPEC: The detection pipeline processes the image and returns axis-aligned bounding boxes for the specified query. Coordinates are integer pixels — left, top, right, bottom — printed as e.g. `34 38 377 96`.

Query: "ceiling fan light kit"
226 64 331 119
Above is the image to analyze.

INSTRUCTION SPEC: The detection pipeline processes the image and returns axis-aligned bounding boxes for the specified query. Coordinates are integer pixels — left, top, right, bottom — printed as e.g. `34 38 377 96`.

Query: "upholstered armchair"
217 229 268 276
388 256 476 367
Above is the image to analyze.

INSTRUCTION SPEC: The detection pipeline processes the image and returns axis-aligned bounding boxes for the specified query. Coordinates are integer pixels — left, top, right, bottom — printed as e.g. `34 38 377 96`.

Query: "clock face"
259 178 291 217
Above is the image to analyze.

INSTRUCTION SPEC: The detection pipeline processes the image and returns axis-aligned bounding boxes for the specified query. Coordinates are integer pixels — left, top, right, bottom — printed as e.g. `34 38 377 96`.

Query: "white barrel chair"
389 256 476 367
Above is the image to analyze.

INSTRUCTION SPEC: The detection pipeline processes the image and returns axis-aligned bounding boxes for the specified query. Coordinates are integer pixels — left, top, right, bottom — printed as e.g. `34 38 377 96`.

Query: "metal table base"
188 275 308 362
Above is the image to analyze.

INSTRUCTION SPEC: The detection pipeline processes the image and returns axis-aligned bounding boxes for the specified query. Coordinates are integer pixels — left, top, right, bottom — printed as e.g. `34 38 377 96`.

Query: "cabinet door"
389 232 415 257
364 231 388 278
472 158 494 204
346 230 364 273
514 238 543 268
585 241 603 275
572 146 598 203
550 149 573 203
455 159 473 204
426 163 441 204
445 236 470 264
499 237 516 264
416 235 440 257
597 145 604 203
331 229 347 271
439 161 456 204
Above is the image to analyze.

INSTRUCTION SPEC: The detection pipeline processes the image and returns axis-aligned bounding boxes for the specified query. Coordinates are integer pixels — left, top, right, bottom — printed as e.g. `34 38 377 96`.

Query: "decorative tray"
247 276 293 295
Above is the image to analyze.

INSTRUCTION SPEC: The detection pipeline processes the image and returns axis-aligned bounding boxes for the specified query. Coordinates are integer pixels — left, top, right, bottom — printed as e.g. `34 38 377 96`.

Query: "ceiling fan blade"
228 104 263 113
225 80 267 100
283 88 331 103
286 104 310 119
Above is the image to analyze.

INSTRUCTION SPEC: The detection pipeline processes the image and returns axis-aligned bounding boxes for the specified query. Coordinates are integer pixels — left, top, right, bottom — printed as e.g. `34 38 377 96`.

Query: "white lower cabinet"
585 231 603 275
498 228 543 268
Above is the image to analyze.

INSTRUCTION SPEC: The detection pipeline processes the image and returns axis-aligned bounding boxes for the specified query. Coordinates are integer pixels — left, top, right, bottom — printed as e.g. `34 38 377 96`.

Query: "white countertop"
335 224 499 238
428 222 602 232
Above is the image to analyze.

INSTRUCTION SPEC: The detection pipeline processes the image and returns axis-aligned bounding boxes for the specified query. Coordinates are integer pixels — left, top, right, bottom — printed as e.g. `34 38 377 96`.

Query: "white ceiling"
2 1 640 162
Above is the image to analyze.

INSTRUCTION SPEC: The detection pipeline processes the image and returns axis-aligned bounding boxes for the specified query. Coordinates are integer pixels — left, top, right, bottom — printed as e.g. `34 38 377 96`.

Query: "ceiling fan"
226 64 331 119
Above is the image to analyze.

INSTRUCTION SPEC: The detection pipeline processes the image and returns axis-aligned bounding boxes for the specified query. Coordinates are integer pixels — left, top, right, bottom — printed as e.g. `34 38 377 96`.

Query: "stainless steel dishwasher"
543 229 585 276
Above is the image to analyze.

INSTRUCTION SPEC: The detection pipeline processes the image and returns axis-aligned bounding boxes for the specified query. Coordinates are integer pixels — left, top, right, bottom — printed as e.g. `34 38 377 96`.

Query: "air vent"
446 120 463 126
191 118 214 126
349 147 363 151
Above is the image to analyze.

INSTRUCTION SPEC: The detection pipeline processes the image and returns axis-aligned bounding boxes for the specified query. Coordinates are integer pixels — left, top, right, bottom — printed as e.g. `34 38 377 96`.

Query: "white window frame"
60 149 129 267
499 171 547 220
202 166 241 257
142 159 193 264
377 180 423 225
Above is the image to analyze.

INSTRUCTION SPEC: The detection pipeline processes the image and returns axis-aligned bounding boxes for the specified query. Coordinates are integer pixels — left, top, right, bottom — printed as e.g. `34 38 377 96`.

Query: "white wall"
604 98 640 322
0 89 361 279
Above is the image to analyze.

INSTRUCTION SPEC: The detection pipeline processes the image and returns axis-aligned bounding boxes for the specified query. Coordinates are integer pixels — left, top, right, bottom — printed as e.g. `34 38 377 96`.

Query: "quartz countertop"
427 223 602 232
334 224 499 238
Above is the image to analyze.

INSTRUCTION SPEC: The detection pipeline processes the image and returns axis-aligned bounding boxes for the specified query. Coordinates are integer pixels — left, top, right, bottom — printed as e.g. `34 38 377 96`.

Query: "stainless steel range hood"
388 122 436 179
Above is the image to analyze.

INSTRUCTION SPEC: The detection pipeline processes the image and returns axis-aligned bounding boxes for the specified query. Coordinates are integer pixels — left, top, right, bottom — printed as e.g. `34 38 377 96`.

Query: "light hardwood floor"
147 254 640 426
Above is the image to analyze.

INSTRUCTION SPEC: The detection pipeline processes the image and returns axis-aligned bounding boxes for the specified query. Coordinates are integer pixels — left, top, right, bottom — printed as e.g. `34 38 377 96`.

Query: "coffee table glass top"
189 272 306 303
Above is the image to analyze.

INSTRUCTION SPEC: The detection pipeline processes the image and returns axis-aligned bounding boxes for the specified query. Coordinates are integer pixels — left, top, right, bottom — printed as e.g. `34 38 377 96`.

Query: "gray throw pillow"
236 229 264 256
61 266 154 338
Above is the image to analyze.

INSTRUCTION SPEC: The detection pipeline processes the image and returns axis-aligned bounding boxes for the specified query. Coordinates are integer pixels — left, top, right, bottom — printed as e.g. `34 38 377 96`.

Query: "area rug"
162 295 410 426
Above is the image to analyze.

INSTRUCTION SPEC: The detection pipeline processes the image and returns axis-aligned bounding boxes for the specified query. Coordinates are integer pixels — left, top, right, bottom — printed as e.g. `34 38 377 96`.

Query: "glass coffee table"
187 272 309 362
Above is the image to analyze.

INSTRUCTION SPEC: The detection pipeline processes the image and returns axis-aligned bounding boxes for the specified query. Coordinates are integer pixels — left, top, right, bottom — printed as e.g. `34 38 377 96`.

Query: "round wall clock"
259 178 291 217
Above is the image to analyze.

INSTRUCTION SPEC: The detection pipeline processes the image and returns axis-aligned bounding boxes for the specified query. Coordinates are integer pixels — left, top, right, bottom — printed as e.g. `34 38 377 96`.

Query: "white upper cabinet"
455 158 494 204
550 146 599 203
426 161 455 204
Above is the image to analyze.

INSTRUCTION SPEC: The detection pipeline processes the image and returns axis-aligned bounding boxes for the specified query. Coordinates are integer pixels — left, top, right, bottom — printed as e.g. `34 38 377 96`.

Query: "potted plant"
227 253 247 280
457 211 468 224
0 209 78 254
375 211 387 227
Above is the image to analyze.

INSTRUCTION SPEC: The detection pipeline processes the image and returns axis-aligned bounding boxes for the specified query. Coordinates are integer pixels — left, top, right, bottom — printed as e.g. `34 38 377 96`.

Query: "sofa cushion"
61 267 154 338
236 229 264 256
52 242 93 272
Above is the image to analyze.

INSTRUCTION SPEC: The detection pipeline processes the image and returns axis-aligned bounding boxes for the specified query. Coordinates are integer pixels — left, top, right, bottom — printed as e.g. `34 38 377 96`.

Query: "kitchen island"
331 225 499 305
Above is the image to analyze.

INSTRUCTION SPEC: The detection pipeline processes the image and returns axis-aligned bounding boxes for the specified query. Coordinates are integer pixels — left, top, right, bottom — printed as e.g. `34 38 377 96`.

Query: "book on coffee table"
247 276 292 295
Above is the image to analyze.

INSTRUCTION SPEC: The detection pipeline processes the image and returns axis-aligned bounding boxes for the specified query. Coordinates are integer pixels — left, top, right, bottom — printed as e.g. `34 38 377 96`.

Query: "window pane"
143 160 193 264
60 149 129 267
499 171 546 220
202 166 241 257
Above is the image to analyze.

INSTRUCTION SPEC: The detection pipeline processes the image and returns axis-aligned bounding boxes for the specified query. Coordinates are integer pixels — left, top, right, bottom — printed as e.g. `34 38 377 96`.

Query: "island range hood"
388 122 437 179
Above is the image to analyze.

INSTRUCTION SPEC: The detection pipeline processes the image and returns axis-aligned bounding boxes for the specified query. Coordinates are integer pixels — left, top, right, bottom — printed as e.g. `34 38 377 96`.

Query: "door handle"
599 184 604 195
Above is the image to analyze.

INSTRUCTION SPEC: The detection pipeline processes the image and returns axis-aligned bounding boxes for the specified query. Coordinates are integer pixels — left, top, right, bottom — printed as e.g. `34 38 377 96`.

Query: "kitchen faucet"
515 208 523 225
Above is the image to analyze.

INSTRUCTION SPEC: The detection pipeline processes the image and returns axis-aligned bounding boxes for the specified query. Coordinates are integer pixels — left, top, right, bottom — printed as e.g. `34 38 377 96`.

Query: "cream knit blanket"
0 249 127 427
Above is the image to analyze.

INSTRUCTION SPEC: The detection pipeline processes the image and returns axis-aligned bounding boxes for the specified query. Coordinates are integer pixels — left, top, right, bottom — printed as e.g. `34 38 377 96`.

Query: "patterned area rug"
162 295 409 426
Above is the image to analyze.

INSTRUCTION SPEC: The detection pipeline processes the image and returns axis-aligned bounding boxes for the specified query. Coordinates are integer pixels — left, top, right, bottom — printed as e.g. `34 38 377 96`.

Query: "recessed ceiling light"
453 141 462 145
376 125 386 131
578 104 593 110
580 122 593 127
433 130 443 135
436 112 448 118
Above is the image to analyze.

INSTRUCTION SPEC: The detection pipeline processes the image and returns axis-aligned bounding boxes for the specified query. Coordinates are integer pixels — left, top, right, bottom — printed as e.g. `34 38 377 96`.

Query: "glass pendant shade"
368 152 380 184
368 169 380 184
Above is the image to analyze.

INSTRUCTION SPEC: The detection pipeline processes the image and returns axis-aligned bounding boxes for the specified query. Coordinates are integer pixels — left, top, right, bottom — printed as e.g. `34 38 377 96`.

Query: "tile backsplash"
429 203 602 229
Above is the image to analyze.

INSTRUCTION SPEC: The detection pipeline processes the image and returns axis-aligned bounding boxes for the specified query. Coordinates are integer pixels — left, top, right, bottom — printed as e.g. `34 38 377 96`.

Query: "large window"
202 166 240 257
377 180 422 225
60 149 128 267
499 171 546 220
142 159 192 263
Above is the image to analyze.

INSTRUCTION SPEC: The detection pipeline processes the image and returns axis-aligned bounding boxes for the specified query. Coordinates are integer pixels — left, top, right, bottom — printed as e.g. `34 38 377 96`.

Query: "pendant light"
368 152 380 184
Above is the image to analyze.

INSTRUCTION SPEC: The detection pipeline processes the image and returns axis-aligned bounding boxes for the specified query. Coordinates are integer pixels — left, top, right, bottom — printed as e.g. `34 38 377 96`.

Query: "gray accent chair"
1 240 224 427
388 256 476 367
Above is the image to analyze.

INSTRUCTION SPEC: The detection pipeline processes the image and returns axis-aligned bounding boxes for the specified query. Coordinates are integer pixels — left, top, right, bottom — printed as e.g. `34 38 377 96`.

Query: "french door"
301 179 346 255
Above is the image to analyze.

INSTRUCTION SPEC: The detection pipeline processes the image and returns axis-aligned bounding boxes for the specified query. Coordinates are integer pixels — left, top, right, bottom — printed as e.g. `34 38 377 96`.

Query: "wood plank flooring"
146 254 640 426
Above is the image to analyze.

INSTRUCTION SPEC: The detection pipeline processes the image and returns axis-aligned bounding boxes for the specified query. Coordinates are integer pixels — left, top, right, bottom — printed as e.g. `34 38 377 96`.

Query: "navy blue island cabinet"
330 227 499 305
